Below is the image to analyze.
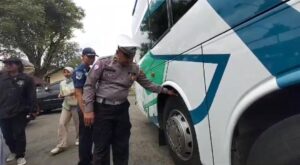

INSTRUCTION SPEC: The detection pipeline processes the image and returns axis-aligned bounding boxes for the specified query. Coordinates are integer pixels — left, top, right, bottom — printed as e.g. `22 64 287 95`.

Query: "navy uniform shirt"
72 63 90 89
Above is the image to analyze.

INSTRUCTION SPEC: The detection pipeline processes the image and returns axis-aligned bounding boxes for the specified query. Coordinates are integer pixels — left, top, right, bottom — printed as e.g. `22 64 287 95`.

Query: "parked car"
36 81 63 113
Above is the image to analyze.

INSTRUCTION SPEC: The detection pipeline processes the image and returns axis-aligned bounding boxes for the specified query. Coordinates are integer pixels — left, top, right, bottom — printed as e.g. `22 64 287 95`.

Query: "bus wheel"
246 114 300 165
162 97 201 165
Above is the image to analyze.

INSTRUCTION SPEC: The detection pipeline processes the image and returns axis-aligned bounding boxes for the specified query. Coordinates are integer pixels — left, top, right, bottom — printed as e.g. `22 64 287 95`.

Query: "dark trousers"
78 110 110 165
93 101 131 165
78 110 93 165
0 113 27 158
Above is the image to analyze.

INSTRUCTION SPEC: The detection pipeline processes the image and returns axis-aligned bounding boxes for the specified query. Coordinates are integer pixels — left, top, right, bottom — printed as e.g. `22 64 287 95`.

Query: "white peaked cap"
117 34 140 48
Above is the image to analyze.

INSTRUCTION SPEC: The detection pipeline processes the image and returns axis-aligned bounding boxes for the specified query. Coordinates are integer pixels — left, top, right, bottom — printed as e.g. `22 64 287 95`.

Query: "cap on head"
82 47 97 56
63 66 74 74
2 57 24 72
117 34 140 58
2 57 22 65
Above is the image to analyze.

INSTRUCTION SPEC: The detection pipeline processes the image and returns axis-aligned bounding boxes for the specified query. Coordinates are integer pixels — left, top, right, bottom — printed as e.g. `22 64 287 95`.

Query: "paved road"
6 96 174 165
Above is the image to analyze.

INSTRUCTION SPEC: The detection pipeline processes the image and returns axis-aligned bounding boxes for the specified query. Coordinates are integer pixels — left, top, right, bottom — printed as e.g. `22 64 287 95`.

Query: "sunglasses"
119 48 133 59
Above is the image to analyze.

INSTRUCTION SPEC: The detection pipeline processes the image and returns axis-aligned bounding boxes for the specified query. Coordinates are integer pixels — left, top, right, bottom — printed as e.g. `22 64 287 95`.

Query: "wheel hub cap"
166 110 193 160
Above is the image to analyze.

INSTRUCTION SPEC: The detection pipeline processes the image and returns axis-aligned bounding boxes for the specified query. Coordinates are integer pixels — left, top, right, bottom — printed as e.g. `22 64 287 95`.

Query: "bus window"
134 0 152 59
148 0 169 44
171 0 197 25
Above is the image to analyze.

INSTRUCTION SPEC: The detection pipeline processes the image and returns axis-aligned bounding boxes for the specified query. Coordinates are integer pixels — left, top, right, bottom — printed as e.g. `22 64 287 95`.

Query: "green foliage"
51 42 82 68
0 0 85 77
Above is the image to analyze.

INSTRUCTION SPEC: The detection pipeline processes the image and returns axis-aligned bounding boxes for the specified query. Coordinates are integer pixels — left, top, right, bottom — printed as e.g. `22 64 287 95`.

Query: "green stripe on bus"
140 52 166 95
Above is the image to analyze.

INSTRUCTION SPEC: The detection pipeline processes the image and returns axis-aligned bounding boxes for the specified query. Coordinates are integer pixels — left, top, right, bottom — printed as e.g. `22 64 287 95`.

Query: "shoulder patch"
93 64 99 70
76 71 84 80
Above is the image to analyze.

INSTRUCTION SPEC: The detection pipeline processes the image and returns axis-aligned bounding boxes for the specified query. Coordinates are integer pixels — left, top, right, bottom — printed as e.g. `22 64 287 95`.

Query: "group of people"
0 35 175 165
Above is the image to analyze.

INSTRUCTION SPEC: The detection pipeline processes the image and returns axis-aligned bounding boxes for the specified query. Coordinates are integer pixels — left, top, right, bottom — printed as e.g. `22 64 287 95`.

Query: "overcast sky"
72 0 136 57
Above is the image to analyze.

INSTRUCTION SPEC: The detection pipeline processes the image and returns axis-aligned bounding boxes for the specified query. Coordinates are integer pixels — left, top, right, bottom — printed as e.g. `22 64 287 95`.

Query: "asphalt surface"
6 96 174 165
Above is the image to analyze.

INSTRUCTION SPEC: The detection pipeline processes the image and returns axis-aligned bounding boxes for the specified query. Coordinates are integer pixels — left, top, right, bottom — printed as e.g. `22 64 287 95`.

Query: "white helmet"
117 34 140 58
117 34 140 48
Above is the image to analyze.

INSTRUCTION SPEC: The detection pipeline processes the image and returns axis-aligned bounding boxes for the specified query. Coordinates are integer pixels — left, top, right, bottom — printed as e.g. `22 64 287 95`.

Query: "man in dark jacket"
0 57 37 165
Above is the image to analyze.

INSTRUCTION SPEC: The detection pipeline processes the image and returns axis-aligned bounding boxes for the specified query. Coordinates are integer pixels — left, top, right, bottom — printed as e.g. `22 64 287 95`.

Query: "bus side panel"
145 1 230 164
202 1 300 164
151 0 230 55
202 31 270 165
165 50 214 165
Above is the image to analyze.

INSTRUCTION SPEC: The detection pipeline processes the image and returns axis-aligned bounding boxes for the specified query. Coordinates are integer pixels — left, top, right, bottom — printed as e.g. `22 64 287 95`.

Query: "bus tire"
162 96 201 165
246 114 300 165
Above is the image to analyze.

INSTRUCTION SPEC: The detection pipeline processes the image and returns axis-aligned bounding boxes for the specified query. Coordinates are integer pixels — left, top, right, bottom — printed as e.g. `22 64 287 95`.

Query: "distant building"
22 60 35 74
45 68 64 84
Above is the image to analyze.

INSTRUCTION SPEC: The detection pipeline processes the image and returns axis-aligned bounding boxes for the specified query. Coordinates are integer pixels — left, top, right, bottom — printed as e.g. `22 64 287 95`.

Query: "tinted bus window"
136 1 152 59
171 0 197 24
148 0 169 43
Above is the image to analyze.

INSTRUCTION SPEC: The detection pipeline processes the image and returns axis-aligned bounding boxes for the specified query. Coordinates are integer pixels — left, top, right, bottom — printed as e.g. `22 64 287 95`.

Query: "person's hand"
84 111 95 126
167 89 178 96
26 112 37 120
58 94 64 98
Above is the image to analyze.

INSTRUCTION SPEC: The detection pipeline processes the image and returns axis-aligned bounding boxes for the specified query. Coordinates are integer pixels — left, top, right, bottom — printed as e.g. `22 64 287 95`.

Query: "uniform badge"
76 71 83 80
94 64 99 70
83 69 89 76
16 80 25 87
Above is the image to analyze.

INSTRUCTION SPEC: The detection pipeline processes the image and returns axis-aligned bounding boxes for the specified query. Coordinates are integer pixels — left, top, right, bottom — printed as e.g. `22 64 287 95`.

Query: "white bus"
132 0 300 165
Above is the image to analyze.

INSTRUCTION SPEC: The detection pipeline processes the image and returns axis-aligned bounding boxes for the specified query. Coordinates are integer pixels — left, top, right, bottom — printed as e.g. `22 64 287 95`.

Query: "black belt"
96 97 124 105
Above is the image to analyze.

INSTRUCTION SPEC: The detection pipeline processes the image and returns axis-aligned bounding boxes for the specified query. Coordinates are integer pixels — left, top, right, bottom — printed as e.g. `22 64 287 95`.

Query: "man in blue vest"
73 47 109 165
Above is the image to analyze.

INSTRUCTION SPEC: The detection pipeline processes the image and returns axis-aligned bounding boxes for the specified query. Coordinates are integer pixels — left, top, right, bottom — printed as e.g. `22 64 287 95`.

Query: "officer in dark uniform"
0 57 37 165
73 48 110 165
83 35 176 165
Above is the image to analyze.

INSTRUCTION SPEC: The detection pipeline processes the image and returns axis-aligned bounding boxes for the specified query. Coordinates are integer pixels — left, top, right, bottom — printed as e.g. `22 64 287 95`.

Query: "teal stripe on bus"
151 54 229 124
208 0 300 88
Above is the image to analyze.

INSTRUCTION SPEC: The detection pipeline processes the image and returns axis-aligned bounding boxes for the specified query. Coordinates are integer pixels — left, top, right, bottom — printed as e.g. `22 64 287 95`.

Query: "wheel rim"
165 109 193 160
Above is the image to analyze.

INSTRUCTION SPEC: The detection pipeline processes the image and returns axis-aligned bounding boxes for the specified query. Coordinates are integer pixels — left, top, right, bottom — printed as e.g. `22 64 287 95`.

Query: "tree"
0 0 85 77
51 42 82 68
0 44 23 59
